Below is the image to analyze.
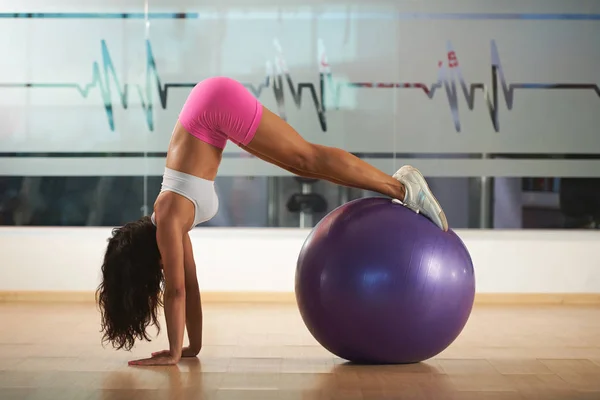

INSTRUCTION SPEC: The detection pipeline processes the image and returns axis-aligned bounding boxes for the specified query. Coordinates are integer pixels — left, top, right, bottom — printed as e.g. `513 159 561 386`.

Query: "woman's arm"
129 217 187 366
158 221 187 362
183 233 203 354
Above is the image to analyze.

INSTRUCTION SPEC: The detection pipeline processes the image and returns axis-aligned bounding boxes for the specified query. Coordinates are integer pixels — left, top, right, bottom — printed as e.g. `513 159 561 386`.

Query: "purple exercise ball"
295 197 475 364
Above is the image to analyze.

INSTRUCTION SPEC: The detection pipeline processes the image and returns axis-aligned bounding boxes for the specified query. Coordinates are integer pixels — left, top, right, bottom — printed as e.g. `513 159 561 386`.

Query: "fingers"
151 350 170 358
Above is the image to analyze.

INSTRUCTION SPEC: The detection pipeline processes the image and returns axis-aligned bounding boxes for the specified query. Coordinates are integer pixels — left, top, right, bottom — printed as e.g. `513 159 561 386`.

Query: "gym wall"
1 0 599 303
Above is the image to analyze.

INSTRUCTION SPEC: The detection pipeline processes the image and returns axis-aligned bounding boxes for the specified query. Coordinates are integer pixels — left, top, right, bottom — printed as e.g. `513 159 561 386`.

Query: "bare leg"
245 106 406 201
240 144 348 187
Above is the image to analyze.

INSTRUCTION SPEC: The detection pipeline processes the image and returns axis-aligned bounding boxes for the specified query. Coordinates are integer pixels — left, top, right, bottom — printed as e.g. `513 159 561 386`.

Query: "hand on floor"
152 346 200 358
128 353 180 366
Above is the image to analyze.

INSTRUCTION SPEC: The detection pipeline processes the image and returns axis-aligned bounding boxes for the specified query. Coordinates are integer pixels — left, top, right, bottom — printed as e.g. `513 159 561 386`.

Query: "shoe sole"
397 165 449 231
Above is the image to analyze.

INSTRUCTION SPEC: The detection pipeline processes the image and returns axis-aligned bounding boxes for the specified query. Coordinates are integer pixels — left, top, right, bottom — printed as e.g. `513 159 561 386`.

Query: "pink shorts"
178 76 263 149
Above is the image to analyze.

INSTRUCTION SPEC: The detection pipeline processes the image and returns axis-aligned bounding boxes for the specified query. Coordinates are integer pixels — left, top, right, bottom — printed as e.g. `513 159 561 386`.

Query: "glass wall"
1 1 599 229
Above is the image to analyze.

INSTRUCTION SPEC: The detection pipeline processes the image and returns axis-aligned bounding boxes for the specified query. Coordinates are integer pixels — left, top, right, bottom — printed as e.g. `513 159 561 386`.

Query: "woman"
96 76 448 366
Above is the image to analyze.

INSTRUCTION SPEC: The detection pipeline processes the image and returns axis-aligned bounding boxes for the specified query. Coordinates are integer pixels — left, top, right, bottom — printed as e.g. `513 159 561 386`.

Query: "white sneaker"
392 165 449 231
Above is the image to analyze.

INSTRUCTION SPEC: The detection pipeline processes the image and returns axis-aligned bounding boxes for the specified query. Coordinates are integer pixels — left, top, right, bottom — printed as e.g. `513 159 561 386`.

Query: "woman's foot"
392 165 449 231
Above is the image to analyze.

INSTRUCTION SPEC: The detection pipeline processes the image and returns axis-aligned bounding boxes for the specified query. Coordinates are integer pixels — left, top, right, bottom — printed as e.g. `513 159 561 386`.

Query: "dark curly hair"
96 216 164 351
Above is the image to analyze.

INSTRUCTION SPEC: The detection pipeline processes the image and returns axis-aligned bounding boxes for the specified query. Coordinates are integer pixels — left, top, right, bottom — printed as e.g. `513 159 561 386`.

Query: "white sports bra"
151 167 219 230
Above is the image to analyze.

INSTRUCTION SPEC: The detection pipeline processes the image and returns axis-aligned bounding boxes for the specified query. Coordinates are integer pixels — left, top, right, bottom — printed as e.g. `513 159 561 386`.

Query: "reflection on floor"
0 303 599 399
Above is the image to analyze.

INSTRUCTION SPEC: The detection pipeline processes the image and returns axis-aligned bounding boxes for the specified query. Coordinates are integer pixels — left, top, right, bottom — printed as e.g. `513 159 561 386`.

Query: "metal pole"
339 187 349 206
479 176 491 228
478 153 494 229
267 177 278 227
299 182 313 228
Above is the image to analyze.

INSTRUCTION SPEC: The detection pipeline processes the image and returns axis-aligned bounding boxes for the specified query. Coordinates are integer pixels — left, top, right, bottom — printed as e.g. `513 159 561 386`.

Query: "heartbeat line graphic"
0 39 598 133
0 40 194 131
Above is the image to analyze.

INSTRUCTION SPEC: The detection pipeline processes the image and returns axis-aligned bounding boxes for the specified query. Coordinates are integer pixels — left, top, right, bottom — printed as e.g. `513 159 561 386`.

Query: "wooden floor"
0 303 599 399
